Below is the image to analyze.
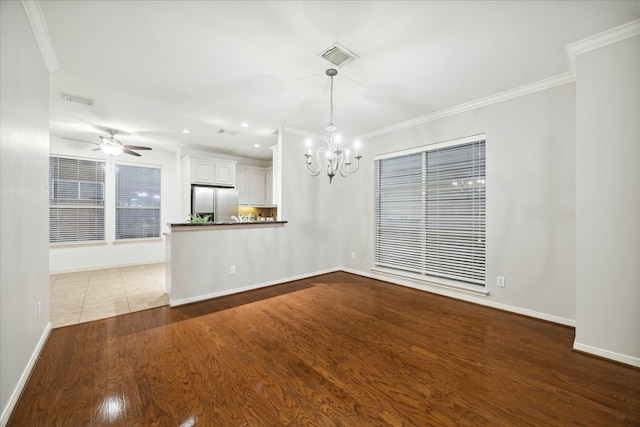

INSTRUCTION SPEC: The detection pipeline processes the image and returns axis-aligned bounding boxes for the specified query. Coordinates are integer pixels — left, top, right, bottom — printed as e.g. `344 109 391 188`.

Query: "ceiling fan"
63 129 152 157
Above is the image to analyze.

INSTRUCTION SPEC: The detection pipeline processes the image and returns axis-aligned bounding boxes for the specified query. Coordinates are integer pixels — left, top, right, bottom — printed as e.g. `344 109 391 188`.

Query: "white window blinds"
375 137 486 286
49 156 105 243
115 164 161 240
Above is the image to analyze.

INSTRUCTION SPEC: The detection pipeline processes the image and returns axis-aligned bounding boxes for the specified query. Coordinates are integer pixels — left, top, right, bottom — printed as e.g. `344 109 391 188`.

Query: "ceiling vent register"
61 92 94 106
319 42 359 67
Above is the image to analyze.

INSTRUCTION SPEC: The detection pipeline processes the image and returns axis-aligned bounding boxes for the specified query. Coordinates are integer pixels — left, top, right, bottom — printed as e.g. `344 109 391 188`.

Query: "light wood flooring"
11 272 640 425
49 263 168 328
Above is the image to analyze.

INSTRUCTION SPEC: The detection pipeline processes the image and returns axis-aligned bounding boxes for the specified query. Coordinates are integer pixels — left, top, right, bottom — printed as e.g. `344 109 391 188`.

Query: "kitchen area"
47 138 285 327
180 146 279 223
167 144 289 307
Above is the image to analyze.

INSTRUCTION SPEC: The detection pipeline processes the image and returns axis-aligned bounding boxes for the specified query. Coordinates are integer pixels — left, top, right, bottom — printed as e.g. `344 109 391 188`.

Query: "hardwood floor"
9 272 640 426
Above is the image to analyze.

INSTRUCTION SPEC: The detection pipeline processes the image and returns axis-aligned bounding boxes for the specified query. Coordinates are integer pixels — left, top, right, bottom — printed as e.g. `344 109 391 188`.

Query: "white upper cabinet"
191 158 215 185
236 165 275 207
248 168 266 206
265 167 274 206
186 157 236 187
236 166 249 204
214 161 236 187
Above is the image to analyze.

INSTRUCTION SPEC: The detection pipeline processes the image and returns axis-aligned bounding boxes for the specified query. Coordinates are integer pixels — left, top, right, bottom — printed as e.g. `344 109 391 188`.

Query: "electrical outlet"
229 265 236 275
351 252 356 260
497 276 505 287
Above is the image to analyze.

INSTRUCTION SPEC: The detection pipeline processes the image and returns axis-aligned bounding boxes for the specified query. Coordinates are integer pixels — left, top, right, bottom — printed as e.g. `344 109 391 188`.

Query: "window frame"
373 134 487 293
49 155 106 245
114 161 162 241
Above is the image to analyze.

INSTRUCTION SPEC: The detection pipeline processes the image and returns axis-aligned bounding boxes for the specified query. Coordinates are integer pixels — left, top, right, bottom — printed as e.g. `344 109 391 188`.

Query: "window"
374 136 486 286
49 156 105 243
115 164 161 240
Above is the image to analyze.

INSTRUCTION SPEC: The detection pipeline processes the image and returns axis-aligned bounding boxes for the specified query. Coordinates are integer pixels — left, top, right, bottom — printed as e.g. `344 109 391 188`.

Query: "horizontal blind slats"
374 140 485 286
115 164 161 240
49 156 105 243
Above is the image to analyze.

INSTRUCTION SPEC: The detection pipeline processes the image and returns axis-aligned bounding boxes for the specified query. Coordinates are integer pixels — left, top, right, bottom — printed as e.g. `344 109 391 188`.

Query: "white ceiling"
40 1 639 160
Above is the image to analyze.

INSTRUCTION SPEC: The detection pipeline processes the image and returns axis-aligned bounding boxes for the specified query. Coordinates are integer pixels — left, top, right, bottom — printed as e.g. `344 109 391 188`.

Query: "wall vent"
319 42 359 67
61 92 94 106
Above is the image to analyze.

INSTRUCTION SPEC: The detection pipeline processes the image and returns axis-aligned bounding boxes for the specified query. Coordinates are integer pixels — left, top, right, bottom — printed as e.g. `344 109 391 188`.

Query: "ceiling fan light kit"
62 128 152 157
100 145 124 156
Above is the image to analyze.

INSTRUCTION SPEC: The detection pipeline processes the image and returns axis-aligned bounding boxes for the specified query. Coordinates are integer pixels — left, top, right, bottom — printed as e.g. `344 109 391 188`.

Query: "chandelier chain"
329 75 334 126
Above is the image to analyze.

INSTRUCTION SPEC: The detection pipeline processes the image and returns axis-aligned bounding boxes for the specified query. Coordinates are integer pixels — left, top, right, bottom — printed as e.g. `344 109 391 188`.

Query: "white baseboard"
1 322 52 427
172 266 576 327
573 341 640 368
342 267 576 327
50 259 166 275
170 267 340 307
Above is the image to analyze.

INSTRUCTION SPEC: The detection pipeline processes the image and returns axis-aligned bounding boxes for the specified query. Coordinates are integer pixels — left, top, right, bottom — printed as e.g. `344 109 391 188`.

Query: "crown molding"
282 125 323 140
286 70 575 143
356 72 575 141
354 19 640 142
566 19 640 75
21 0 58 72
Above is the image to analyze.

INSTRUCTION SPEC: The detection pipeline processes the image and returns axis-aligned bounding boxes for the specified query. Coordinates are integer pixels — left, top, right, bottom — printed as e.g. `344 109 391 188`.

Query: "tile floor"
49 263 168 328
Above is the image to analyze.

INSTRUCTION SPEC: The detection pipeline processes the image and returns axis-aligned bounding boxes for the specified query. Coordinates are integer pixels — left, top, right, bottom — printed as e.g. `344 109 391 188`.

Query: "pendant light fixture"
304 69 362 183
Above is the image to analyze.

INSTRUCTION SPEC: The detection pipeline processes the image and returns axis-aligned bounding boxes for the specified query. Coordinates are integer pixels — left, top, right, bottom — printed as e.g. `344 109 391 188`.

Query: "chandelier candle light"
305 68 362 183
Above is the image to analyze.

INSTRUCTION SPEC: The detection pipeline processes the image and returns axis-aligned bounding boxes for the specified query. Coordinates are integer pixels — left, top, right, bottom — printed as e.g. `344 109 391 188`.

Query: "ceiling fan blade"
123 149 142 157
62 136 99 145
123 145 152 150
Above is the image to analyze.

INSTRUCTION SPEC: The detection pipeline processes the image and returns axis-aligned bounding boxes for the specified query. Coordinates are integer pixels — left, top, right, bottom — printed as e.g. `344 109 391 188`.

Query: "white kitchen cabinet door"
191 158 214 185
265 167 274 206
214 161 236 187
236 166 249 205
249 168 266 206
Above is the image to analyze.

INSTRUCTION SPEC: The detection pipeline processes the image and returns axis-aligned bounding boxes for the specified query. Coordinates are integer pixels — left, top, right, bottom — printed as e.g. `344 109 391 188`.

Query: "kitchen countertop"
169 220 287 228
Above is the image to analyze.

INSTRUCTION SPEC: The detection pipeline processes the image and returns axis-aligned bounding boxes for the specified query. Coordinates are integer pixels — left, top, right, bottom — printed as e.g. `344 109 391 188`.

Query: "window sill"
50 240 107 248
371 267 489 297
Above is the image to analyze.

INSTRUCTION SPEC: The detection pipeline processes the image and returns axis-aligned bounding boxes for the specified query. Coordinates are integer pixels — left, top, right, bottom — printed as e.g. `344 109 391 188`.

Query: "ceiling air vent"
61 92 94 106
319 42 358 67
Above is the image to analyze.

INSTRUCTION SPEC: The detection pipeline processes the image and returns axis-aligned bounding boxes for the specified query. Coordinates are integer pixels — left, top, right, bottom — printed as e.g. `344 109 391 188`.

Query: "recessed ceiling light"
181 129 191 134
240 122 249 128
253 144 260 148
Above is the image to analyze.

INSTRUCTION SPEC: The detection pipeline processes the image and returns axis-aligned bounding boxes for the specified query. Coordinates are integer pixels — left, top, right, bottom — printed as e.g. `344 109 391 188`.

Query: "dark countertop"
169 220 287 228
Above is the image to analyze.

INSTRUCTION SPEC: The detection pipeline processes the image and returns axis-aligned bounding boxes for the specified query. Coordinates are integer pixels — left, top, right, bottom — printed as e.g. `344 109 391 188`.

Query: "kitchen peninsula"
166 220 288 306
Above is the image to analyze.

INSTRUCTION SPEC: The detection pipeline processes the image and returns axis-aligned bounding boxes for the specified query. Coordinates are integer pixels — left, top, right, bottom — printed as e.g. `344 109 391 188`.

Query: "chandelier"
304 68 362 183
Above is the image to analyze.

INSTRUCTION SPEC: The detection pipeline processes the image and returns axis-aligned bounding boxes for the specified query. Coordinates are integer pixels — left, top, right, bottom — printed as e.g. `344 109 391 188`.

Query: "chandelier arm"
327 149 338 181
306 161 322 176
339 157 361 177
305 146 331 176
335 149 345 175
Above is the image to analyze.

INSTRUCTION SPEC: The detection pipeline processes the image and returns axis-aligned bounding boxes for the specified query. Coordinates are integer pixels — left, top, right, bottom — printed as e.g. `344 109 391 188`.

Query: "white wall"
340 83 577 325
574 34 640 365
280 131 343 273
0 1 51 423
167 131 342 304
48 137 182 273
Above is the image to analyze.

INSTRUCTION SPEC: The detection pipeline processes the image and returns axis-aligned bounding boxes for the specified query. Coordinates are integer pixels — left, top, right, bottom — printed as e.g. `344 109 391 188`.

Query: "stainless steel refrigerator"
191 185 239 222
